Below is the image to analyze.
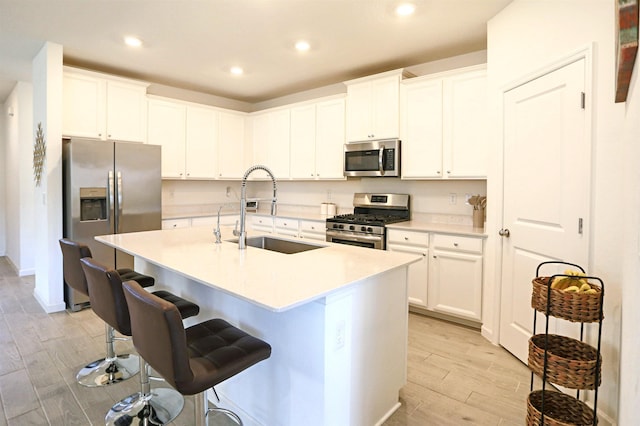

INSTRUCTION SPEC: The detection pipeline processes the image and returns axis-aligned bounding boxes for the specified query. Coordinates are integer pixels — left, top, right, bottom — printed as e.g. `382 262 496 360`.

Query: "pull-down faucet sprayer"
235 165 277 249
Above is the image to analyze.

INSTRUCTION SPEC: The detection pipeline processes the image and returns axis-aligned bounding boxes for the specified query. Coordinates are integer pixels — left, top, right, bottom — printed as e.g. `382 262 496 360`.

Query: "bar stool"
80 257 200 425
122 279 272 426
59 238 156 387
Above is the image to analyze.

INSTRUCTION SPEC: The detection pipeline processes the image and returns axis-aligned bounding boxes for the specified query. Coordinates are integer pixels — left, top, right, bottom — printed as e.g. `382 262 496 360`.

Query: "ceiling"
0 0 512 105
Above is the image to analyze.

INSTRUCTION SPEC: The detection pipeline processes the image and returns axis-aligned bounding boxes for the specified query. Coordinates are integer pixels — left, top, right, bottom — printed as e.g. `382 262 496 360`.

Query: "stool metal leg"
198 388 243 426
76 324 139 387
106 356 184 426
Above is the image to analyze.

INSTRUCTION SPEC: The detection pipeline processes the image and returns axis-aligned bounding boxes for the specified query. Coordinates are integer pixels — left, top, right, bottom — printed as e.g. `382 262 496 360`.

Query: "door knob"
498 228 511 237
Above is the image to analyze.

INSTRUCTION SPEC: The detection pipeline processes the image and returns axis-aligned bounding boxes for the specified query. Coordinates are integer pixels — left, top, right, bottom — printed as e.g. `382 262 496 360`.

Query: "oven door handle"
378 144 385 176
326 230 383 243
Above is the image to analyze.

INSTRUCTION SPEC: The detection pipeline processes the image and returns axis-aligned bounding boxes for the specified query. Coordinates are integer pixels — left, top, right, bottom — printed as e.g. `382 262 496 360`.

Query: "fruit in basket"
585 288 597 294
550 269 590 291
564 285 580 293
579 282 592 292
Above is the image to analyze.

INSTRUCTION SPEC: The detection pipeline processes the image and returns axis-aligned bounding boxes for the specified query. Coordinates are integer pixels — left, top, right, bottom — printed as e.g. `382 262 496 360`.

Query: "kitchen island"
96 226 419 426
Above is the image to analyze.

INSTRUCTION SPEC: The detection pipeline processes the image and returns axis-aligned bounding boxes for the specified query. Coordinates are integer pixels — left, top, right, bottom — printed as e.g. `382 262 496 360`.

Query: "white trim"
33 289 66 313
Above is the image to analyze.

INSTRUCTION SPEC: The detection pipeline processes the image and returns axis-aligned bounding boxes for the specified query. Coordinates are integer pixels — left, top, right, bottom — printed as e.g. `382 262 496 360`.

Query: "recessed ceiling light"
124 36 142 47
395 3 415 16
230 66 244 76
295 40 311 52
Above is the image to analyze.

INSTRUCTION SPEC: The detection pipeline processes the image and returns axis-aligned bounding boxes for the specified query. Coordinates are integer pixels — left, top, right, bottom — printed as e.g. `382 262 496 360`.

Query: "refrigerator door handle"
116 171 123 233
108 170 115 228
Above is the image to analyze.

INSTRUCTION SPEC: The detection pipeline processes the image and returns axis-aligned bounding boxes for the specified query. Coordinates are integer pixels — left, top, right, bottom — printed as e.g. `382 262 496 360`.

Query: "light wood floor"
0 257 531 425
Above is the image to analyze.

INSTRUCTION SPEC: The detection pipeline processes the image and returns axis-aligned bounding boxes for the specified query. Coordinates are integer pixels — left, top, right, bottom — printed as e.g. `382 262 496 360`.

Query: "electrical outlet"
335 319 345 350
449 193 457 205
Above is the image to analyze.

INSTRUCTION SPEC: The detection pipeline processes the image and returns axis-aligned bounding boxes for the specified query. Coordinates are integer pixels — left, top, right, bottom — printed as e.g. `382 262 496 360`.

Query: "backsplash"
163 178 486 225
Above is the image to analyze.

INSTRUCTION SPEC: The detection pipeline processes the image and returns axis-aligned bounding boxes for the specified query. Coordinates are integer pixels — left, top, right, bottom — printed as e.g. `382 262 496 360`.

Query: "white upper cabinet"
185 105 219 179
400 65 487 179
147 98 186 178
217 110 246 179
63 68 148 142
345 70 403 142
290 97 346 180
250 108 291 179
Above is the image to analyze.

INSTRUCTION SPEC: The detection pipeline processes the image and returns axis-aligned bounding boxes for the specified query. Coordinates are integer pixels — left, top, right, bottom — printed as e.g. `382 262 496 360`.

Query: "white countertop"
96 226 419 312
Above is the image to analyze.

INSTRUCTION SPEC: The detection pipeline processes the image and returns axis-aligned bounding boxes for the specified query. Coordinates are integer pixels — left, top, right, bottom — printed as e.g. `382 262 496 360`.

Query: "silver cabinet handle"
107 171 114 228
116 171 123 233
498 228 510 237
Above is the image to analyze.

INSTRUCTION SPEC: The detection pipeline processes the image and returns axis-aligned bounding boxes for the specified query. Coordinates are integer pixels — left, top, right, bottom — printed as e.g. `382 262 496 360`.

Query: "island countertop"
96 226 419 312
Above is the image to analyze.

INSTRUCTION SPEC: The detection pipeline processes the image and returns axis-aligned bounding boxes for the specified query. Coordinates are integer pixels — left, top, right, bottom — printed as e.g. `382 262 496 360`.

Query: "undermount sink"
228 236 326 254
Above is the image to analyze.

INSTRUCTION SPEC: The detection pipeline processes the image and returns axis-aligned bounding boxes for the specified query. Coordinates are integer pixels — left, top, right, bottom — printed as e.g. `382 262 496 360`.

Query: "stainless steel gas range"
326 193 410 250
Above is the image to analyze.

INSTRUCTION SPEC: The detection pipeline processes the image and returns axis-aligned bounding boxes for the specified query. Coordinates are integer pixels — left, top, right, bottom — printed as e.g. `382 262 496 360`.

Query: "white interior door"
499 58 590 363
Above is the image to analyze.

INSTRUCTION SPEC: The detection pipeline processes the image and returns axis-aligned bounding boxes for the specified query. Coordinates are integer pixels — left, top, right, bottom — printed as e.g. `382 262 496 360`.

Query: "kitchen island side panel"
134 258 408 426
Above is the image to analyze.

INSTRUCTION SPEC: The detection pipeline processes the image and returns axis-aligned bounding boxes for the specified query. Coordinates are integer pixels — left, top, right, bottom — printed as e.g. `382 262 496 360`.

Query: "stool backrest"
122 280 194 390
80 257 132 336
59 238 92 296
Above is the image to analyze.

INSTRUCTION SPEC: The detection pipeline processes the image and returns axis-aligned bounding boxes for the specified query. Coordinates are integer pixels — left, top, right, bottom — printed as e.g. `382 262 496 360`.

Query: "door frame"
482 44 595 345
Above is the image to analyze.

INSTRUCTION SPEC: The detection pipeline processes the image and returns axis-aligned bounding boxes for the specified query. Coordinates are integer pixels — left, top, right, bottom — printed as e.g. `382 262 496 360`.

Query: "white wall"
488 0 628 423
32 42 65 313
618 32 640 426
3 82 34 274
0 97 5 256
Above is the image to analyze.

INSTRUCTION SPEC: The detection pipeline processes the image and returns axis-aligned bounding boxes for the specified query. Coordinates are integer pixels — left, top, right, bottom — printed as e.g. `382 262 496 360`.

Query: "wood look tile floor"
0 257 531 425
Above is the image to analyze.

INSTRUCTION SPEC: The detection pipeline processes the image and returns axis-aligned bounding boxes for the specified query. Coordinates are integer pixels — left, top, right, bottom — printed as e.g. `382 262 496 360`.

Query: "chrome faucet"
235 165 277 249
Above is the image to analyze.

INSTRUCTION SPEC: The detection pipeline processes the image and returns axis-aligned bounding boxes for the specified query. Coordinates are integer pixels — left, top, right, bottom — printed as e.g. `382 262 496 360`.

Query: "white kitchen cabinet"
274 218 300 237
290 97 346 180
185 105 218 179
250 215 274 233
217 111 246 179
162 218 191 229
148 99 221 179
387 229 429 308
400 65 487 179
345 70 404 142
250 108 290 179
428 233 483 322
63 68 148 142
147 98 187 178
299 219 326 242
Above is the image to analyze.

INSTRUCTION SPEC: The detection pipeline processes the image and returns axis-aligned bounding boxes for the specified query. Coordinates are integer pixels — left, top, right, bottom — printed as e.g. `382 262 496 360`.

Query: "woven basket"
531 277 603 322
528 334 601 390
527 390 596 426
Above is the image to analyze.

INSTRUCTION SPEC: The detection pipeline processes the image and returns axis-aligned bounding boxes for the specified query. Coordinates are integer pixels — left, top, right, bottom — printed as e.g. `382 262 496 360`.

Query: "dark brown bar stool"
80 257 200 425
123 280 272 426
59 238 156 387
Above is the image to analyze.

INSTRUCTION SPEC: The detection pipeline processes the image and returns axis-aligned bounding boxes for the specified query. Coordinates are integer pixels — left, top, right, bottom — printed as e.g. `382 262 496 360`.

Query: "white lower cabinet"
250 216 274 233
387 229 429 308
299 220 326 242
428 233 483 322
274 218 299 237
162 218 191 229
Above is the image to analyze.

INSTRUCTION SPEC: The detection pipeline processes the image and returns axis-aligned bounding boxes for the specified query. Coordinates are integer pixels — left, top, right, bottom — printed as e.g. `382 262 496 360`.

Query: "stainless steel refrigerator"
62 137 161 311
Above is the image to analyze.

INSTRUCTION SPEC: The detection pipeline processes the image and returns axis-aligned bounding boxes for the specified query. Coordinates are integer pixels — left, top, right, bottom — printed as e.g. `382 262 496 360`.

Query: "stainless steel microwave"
344 139 400 177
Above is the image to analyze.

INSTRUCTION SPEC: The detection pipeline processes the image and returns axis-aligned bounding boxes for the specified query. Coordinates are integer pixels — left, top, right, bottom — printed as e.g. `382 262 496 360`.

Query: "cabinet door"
274 218 299 237
442 69 487 178
290 104 317 179
63 73 105 139
250 113 270 179
106 81 147 142
186 106 218 179
148 99 186 178
388 243 429 307
218 111 245 179
428 248 482 321
346 82 372 142
267 109 291 179
299 219 326 241
400 79 443 178
371 76 401 140
315 98 346 179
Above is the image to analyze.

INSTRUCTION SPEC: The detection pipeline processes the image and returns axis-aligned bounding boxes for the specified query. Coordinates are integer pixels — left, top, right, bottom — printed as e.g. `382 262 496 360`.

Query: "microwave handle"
378 145 385 176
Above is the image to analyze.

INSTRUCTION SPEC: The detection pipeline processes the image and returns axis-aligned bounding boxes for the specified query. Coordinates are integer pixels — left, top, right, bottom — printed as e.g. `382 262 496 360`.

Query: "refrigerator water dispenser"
80 187 107 221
